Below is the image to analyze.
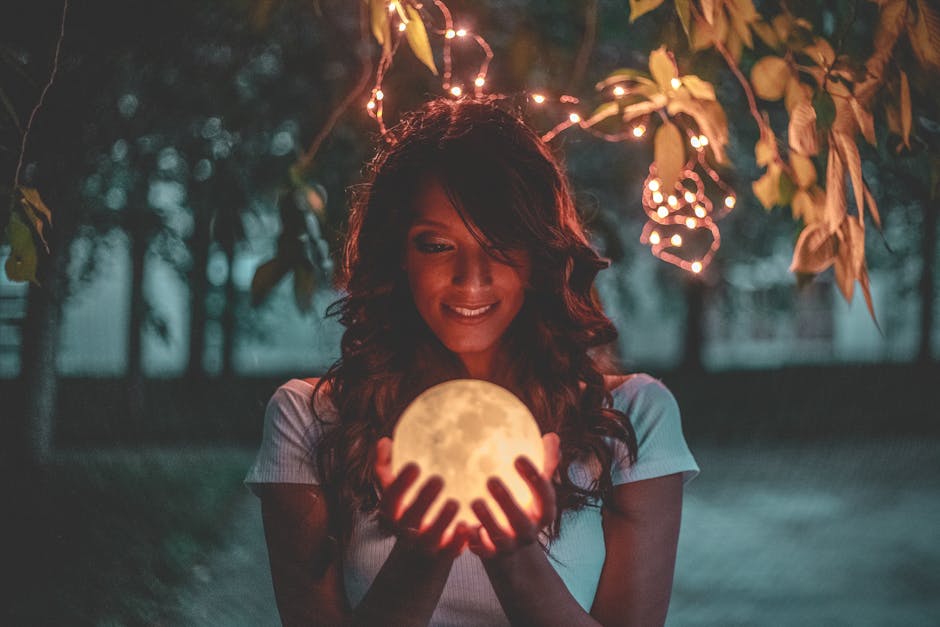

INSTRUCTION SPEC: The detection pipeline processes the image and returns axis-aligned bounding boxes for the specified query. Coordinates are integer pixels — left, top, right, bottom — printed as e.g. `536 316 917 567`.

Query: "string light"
354 0 736 276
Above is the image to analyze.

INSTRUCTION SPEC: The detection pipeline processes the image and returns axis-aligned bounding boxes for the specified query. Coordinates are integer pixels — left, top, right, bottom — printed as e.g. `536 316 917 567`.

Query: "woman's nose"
452 247 492 286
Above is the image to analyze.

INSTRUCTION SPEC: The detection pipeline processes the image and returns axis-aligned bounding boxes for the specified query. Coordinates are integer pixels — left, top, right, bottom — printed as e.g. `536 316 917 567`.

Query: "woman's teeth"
446 304 495 317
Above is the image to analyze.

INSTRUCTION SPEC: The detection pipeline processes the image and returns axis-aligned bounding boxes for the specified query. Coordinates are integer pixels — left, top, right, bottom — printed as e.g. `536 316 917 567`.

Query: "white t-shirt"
245 374 699 625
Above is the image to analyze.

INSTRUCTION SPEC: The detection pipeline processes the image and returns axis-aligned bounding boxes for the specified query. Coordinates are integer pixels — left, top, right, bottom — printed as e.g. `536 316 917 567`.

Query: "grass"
3 446 255 626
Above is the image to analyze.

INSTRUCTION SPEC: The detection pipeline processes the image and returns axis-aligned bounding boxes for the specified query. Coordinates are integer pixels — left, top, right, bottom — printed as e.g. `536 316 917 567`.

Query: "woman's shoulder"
602 373 679 415
270 377 339 423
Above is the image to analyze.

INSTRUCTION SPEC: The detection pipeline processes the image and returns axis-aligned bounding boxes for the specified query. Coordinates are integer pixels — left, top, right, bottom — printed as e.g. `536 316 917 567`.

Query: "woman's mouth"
442 302 498 321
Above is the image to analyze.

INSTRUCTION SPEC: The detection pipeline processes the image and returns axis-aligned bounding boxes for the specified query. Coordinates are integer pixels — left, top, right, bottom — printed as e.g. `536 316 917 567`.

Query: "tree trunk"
220 242 237 379
681 276 706 372
918 200 937 363
186 185 211 380
125 195 148 426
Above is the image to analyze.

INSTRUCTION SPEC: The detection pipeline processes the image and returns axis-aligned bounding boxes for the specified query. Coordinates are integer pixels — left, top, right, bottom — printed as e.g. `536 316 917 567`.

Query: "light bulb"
456 28 467 37
569 112 581 123
667 195 678 208
691 261 703 273
475 76 485 87
648 179 661 192
375 89 384 101
724 195 736 208
684 191 696 203
671 234 683 246
694 205 706 218
670 77 681 89
450 86 462 97
699 135 709 146
652 191 664 204
445 29 456 39
650 231 661 245
532 93 546 104
632 124 646 137
690 136 701 149
657 206 669 218
613 85 626 97
367 100 376 110
686 217 697 228
398 22 407 32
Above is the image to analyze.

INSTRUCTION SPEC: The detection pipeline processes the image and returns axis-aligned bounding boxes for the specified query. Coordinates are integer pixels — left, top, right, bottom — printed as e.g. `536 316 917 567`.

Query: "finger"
419 498 458 548
441 521 470 559
399 475 444 529
487 476 536 542
516 456 556 526
471 498 515 552
380 463 419 521
467 525 496 559
541 432 561 480
375 438 395 488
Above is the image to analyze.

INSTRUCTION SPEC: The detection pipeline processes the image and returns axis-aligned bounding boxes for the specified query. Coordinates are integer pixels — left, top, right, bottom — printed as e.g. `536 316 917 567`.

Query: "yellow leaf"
681 74 716 100
4 213 38 284
629 0 665 23
728 4 754 49
653 120 685 191
675 0 692 41
621 99 662 123
909 0 940 71
803 37 836 68
370 0 391 52
834 216 865 302
404 4 437 75
790 153 817 188
899 70 912 149
649 46 678 92
752 20 780 49
752 165 781 209
832 132 866 225
863 183 882 230
666 98 729 163
730 0 760 21
788 102 819 156
789 222 836 274
691 16 716 51
792 186 825 224
755 134 775 167
19 186 52 250
725 25 744 62
702 0 716 24
751 56 790 101
784 77 810 113
850 98 876 146
823 141 847 231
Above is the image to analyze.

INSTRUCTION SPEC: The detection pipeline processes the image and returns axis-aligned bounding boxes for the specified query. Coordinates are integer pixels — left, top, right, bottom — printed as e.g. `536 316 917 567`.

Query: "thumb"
375 437 395 489
541 432 561 480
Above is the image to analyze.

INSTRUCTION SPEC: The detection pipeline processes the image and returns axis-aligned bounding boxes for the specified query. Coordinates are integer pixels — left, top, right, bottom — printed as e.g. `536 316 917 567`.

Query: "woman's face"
403 178 531 379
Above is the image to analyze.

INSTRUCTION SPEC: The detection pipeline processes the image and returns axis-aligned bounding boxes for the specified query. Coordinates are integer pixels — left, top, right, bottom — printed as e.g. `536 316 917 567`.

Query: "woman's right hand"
375 437 470 559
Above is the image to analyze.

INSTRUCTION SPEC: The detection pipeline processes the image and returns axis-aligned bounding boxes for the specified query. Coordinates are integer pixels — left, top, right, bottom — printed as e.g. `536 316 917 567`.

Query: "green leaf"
4 213 38 284
653 120 684 191
404 4 437 75
812 90 836 132
629 0 665 23
778 169 796 206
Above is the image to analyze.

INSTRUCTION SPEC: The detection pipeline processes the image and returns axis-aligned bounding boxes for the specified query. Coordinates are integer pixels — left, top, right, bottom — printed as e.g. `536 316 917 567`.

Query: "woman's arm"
260 483 349 626
590 473 684 627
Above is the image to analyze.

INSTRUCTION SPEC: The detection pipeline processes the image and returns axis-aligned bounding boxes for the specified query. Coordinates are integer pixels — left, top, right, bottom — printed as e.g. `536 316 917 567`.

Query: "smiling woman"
245 97 699 626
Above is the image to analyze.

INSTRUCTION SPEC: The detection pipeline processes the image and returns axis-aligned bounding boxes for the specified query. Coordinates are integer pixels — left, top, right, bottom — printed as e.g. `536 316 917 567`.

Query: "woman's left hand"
468 432 561 559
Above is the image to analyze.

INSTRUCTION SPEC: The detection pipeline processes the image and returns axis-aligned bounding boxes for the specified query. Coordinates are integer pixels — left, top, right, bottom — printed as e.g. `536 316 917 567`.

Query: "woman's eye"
415 240 451 254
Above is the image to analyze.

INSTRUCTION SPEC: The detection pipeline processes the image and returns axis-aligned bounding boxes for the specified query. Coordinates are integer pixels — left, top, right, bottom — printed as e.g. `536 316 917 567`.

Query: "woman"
245 97 699 626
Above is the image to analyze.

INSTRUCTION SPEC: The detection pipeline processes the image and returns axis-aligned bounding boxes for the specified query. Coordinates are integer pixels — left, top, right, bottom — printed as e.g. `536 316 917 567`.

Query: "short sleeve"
607 374 699 486
243 379 338 496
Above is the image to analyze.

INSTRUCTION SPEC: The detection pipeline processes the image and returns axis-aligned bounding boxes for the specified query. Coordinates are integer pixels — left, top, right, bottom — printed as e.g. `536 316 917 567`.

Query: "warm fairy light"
686 217 697 228
450 86 463 96
632 124 646 137
399 22 407 32
694 204 706 218
475 76 485 87
445 28 456 38
691 261 703 273
532 93 546 104
648 179 661 192
650 231 661 245
569 112 581 123
652 191 664 204
724 195 736 208
667 195 678 208
683 190 696 203
698 135 709 146
367 100 376 110
690 136 701 149
613 85 626 97
388 1 398 12
657 206 669 218
670 77 681 89
671 234 683 246
375 89 384 101
456 28 467 37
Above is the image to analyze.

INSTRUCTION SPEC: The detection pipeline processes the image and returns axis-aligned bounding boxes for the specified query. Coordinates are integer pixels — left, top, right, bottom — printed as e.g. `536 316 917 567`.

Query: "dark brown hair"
311 97 637 544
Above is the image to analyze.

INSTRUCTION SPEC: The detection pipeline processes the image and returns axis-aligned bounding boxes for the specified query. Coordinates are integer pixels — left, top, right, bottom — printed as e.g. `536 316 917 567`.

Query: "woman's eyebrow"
410 218 452 230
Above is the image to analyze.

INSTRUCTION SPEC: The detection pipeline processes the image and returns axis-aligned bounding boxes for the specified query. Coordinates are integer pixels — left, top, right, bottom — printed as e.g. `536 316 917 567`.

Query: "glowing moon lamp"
391 379 545 534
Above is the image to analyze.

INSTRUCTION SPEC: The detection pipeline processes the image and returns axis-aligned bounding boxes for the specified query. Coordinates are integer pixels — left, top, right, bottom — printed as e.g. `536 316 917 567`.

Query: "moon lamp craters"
391 379 544 532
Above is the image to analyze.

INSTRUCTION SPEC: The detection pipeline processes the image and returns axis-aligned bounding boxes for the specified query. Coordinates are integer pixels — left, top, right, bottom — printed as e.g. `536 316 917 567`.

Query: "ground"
173 438 940 626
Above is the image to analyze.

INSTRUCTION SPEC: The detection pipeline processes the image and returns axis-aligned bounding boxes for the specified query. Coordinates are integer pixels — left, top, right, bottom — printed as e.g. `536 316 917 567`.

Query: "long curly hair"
310 97 637 545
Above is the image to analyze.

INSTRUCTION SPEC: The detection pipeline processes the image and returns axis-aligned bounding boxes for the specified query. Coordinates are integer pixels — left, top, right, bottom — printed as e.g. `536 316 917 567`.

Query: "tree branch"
567 0 598 93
